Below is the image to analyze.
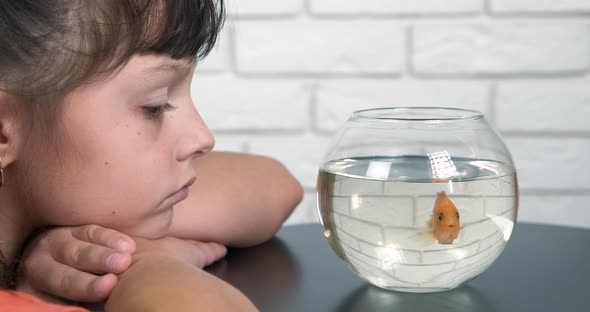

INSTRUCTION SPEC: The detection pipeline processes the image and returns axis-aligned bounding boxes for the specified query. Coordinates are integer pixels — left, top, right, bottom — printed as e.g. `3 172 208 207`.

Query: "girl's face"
19 54 214 238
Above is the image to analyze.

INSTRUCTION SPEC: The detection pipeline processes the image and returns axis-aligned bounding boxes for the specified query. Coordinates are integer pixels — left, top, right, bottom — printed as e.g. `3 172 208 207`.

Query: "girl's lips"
183 176 196 190
168 186 189 204
163 177 196 208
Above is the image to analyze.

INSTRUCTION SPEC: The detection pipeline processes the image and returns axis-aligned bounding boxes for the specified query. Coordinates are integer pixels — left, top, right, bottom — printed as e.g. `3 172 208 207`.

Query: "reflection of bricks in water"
334 212 510 287
328 177 516 288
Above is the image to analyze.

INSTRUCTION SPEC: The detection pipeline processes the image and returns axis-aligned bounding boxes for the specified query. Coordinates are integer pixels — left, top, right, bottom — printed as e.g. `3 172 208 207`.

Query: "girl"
0 0 302 309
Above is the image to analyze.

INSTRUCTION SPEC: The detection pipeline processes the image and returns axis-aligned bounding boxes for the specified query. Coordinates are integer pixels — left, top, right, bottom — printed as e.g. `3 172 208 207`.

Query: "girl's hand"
17 225 136 302
132 236 227 269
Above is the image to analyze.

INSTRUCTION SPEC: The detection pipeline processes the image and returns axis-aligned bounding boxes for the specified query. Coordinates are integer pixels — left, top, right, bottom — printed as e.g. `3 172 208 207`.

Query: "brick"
228 0 302 17
518 195 590 229
477 229 506 253
504 137 590 190
395 262 456 284
485 196 517 217
334 226 361 250
359 241 421 264
333 213 342 228
310 0 483 15
350 196 414 227
413 23 590 75
347 256 400 282
464 174 518 196
383 181 448 196
496 83 590 132
491 0 590 13
446 239 505 284
460 218 502 243
330 196 350 215
331 179 342 196
345 245 383 268
422 243 479 265
340 177 383 196
248 136 332 189
236 21 403 74
339 214 384 245
488 210 516 242
453 196 486 223
326 179 342 196
191 78 309 131
315 80 489 132
383 227 426 249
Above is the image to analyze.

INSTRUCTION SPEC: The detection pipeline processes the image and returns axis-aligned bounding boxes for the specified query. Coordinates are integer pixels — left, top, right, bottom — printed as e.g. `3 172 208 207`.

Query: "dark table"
209 222 589 312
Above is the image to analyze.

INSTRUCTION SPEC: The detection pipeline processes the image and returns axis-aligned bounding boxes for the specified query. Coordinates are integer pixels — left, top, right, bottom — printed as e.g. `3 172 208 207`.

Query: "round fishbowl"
316 107 518 293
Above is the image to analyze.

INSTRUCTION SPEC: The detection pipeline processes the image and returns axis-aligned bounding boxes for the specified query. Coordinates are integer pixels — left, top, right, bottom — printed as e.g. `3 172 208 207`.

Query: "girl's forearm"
105 253 257 312
170 152 303 247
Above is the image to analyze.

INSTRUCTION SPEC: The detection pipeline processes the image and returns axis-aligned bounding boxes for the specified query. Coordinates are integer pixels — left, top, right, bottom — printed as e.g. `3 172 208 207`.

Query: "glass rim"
352 107 484 122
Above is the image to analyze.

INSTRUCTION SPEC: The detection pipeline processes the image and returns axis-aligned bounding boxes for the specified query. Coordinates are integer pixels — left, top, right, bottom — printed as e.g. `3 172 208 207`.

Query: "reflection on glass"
428 150 459 181
338 284 502 312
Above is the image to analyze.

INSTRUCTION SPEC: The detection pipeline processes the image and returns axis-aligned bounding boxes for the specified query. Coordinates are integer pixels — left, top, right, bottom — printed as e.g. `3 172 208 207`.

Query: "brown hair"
0 0 224 95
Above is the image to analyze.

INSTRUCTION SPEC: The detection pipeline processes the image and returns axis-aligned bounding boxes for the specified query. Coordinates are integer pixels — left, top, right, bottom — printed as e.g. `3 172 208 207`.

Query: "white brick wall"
505 137 590 189
413 23 590 75
192 77 310 131
228 0 302 17
195 1 590 229
315 80 490 131
236 21 404 74
496 83 590 132
310 0 484 15
491 1 590 13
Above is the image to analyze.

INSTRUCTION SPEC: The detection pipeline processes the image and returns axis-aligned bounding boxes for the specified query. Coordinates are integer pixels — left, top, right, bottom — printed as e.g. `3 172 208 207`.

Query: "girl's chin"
112 208 174 239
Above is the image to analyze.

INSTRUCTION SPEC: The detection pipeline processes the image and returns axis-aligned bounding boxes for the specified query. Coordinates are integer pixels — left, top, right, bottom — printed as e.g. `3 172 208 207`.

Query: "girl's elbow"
278 165 304 221
266 164 304 239
286 176 304 212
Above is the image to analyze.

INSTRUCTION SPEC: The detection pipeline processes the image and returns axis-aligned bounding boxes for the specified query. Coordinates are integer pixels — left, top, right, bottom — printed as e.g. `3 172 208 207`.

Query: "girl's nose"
175 109 215 162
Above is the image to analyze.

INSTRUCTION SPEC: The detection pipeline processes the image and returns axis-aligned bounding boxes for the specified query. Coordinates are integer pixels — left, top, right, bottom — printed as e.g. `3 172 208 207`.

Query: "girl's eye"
142 103 177 120
438 213 443 221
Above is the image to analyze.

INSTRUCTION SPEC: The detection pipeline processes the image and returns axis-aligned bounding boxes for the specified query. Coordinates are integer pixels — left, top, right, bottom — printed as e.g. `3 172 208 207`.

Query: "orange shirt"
0 291 89 312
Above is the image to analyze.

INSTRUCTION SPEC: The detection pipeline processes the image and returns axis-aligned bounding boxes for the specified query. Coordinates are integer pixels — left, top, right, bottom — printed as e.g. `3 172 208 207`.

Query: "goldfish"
430 191 461 244
413 191 461 245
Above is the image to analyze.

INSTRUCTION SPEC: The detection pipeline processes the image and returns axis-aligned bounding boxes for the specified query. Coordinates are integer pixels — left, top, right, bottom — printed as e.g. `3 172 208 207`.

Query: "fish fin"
409 230 436 248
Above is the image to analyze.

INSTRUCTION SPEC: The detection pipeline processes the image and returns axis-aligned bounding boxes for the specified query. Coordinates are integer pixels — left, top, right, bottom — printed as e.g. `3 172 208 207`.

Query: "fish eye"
438 213 443 221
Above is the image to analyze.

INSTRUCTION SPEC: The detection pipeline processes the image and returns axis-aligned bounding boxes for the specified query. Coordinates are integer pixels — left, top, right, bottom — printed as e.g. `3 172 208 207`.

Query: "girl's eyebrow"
139 61 193 80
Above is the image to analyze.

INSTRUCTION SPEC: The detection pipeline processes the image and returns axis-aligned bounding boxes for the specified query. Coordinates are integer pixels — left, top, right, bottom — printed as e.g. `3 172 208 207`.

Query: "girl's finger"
71 224 136 253
186 241 227 268
23 258 117 302
55 239 132 274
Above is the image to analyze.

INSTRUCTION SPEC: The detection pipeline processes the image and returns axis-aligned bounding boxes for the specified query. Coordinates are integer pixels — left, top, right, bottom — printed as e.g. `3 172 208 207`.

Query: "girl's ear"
0 91 25 167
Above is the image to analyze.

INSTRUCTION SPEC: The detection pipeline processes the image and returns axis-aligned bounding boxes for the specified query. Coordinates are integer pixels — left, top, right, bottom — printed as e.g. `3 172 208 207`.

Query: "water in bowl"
317 155 517 292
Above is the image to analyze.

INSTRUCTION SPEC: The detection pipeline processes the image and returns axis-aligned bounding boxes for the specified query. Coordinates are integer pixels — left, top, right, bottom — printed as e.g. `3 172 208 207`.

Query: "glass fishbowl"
317 107 518 293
